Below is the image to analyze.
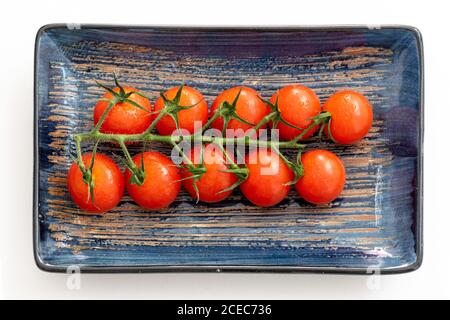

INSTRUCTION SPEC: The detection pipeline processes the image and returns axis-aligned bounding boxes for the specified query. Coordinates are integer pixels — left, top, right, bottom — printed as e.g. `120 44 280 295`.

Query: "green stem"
74 131 305 149
289 121 318 144
253 112 276 132
93 97 119 133
144 109 168 134
118 140 137 170
289 111 332 144
172 142 195 167
74 135 86 171
213 142 238 169
200 110 222 133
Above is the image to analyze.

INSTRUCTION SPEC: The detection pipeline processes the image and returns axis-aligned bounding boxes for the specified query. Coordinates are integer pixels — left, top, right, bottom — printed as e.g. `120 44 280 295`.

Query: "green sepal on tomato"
210 86 270 136
93 86 153 134
154 85 208 136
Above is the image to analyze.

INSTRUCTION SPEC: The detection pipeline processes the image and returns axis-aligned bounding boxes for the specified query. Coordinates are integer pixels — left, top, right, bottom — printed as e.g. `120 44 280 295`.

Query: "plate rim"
33 23 424 274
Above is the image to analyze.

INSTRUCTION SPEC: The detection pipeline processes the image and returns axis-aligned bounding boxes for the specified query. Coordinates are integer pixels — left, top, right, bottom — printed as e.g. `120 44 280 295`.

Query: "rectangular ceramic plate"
34 24 423 274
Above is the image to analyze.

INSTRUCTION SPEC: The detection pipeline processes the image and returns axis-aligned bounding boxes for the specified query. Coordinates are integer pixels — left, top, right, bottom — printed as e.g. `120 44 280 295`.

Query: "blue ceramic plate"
34 25 423 274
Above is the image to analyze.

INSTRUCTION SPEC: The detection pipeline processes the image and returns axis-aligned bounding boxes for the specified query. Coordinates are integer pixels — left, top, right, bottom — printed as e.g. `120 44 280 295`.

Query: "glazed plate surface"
34 25 423 273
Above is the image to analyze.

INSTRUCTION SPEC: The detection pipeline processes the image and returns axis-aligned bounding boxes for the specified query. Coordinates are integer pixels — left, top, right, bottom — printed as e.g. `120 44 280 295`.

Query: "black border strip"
33 24 424 274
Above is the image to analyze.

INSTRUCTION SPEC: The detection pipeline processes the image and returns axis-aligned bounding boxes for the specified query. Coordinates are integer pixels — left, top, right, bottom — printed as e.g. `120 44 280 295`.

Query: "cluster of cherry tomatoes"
68 82 373 214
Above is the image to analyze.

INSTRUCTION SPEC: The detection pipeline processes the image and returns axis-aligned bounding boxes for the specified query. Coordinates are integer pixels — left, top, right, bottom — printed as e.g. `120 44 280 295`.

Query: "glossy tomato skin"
240 149 294 207
125 152 181 210
154 86 208 135
323 90 373 144
93 86 152 134
210 86 269 135
181 145 239 203
295 150 345 205
67 153 125 214
270 85 321 140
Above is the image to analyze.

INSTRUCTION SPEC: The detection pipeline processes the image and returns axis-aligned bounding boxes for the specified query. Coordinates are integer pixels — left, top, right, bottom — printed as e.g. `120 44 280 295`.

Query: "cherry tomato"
270 85 321 140
93 86 152 134
125 151 181 210
181 144 239 203
323 90 373 144
210 86 269 135
240 148 293 207
154 86 208 135
295 150 345 205
67 153 125 214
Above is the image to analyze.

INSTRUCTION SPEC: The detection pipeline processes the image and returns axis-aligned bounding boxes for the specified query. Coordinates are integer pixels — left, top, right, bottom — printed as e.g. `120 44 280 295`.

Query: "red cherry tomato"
295 150 345 205
181 144 239 203
323 90 373 144
210 86 269 135
154 86 208 135
93 86 152 134
67 153 125 214
240 148 293 207
269 85 321 140
125 151 181 210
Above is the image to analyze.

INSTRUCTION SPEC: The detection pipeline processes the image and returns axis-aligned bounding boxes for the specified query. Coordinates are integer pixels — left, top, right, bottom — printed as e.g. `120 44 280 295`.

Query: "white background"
0 0 448 300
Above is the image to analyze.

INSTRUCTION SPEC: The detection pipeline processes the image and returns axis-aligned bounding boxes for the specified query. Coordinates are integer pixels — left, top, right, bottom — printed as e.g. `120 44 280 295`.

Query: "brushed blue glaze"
35 26 422 272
